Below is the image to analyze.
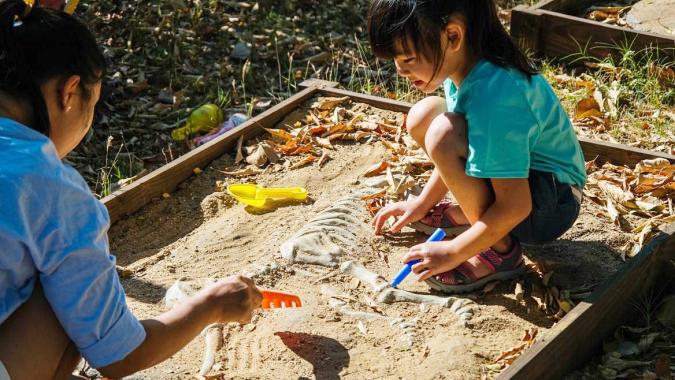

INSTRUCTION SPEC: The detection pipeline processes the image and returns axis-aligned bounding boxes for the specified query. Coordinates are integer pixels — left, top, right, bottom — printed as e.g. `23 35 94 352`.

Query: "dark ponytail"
368 0 537 79
0 0 106 136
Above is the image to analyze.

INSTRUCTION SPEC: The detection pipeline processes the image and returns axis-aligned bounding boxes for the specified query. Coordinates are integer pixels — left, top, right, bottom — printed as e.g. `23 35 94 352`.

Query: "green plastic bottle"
171 103 225 141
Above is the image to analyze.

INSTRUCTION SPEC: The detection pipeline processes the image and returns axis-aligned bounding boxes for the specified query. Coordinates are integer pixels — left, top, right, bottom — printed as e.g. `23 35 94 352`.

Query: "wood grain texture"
102 86 318 224
499 223 675 379
579 137 675 166
511 3 675 60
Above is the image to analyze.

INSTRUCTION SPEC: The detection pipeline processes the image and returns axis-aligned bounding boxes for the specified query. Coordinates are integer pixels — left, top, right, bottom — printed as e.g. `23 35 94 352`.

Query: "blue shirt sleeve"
461 70 540 179
3 131 146 368
35 165 146 368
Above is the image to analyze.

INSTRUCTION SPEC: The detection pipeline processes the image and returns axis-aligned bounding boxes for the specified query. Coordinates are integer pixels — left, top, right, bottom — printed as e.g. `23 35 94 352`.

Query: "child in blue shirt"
370 0 586 293
0 1 261 379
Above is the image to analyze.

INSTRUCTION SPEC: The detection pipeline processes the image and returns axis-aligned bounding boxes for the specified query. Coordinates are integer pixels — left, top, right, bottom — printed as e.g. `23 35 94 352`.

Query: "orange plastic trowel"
260 290 302 309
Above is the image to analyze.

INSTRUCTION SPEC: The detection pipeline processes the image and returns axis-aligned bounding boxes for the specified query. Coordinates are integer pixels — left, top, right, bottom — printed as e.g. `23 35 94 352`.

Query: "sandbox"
104 81 674 379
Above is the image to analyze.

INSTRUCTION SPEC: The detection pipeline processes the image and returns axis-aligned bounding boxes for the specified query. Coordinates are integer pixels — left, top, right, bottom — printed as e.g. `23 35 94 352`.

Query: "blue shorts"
510 170 582 244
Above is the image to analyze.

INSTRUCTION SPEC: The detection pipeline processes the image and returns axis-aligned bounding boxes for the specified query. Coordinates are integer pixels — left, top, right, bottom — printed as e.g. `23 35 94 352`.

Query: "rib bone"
280 193 370 267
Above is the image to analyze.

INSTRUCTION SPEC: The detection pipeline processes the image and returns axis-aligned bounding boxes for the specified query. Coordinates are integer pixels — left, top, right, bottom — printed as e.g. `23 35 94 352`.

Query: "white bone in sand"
320 285 418 347
165 278 222 377
280 193 371 267
340 260 476 323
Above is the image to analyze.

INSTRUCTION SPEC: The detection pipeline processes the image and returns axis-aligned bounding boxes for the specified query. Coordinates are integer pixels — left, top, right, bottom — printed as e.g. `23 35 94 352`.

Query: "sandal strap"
435 262 475 285
425 200 459 228
476 239 523 273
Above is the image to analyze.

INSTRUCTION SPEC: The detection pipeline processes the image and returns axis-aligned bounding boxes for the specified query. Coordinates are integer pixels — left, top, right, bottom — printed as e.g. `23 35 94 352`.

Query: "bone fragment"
341 261 456 307
165 278 222 376
199 324 223 376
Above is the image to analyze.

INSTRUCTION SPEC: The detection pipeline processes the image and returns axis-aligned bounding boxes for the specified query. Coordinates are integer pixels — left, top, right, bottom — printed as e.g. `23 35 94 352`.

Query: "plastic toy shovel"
390 228 446 288
227 183 308 207
260 290 302 309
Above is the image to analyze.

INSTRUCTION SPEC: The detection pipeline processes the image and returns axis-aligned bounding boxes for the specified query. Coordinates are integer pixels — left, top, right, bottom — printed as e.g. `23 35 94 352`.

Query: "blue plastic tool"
390 228 447 288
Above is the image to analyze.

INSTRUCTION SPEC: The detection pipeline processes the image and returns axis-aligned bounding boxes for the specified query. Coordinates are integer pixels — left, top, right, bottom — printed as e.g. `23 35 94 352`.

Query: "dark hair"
0 0 106 136
367 0 537 80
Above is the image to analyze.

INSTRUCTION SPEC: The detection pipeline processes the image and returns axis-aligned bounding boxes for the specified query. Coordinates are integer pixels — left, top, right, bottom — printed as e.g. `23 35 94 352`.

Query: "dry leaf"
318 152 330 167
364 161 389 177
575 97 604 120
220 167 261 177
311 96 349 110
289 154 316 169
246 142 280 167
264 128 294 142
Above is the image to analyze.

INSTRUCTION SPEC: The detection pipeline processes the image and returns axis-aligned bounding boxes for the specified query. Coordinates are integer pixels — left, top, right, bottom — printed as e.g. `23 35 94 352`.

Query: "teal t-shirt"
444 60 586 188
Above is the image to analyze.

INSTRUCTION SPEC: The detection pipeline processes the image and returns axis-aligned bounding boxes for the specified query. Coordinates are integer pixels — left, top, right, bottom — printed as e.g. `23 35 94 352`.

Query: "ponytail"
0 0 106 136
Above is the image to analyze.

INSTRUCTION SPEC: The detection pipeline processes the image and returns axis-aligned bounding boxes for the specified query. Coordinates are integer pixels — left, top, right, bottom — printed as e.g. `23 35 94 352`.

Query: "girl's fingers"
390 212 411 233
403 250 424 264
417 269 434 282
410 259 430 274
372 208 391 234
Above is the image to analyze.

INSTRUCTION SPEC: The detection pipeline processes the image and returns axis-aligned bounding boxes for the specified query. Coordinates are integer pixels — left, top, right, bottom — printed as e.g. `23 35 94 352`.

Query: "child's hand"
372 199 428 235
403 241 466 281
205 275 263 324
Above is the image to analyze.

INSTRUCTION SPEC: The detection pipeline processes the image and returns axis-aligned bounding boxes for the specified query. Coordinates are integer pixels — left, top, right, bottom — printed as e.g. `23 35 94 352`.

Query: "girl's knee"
407 96 446 136
425 112 468 158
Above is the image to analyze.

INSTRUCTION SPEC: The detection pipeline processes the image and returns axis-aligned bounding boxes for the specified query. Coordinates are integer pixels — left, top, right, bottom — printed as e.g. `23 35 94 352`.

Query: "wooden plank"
537 0 599 14
579 136 675 166
499 223 675 379
318 88 675 167
511 6 544 57
316 87 414 113
539 10 675 60
102 86 318 224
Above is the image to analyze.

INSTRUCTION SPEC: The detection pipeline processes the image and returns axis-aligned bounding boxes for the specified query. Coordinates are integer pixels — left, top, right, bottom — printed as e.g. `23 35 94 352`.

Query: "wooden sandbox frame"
511 0 675 61
103 80 675 379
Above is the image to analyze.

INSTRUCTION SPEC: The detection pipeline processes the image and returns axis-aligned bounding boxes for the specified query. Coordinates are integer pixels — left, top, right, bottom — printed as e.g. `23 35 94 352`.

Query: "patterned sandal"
425 238 527 294
410 200 470 237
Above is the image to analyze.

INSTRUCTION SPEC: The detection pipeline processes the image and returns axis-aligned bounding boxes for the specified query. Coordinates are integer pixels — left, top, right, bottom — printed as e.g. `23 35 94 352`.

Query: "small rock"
230 42 252 61
157 88 175 104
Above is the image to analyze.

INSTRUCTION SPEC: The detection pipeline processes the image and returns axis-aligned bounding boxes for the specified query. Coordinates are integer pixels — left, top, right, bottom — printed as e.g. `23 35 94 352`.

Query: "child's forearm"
416 169 449 209
451 199 531 259
98 290 216 378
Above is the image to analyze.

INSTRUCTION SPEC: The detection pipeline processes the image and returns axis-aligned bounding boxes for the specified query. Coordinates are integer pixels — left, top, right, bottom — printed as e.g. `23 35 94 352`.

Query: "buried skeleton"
165 190 475 376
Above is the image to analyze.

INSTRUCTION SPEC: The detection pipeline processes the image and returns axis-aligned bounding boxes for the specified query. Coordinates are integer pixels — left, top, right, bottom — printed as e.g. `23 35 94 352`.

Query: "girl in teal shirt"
370 0 586 293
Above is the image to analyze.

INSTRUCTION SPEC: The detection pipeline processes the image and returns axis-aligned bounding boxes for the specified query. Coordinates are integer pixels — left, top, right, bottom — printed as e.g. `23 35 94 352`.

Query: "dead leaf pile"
584 5 633 27
485 328 538 373
552 69 674 155
515 261 596 320
584 158 675 258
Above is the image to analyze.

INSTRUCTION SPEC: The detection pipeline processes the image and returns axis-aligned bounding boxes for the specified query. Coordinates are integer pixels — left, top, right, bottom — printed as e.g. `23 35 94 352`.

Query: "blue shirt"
444 60 586 188
0 118 145 368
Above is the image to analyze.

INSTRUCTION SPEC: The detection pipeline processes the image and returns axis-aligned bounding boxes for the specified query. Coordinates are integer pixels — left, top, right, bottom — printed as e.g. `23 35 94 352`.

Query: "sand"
108 99 633 379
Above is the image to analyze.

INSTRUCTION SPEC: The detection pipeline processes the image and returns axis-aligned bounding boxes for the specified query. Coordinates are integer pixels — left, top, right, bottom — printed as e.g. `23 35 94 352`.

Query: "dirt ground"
108 99 632 379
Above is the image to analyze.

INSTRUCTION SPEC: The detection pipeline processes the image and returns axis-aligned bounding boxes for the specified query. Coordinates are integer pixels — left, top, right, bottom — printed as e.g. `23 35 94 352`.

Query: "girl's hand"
204 275 263 324
404 241 466 281
372 199 428 235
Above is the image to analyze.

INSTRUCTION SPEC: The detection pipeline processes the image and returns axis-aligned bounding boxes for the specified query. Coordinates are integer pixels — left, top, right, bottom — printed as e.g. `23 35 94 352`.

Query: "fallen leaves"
487 328 538 373
585 157 675 258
